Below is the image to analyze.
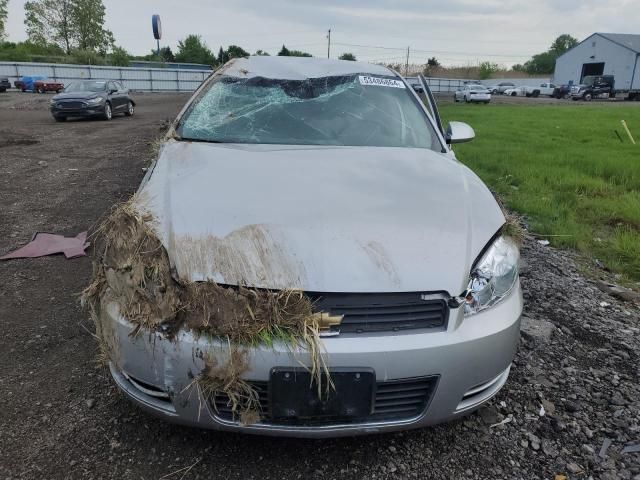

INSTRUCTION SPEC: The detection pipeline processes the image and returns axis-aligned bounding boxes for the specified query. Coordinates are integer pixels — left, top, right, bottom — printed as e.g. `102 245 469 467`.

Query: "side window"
115 81 124 90
108 81 117 92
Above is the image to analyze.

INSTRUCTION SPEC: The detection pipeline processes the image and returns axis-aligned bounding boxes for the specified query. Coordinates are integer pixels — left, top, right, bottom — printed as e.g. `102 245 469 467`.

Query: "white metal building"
554 33 640 93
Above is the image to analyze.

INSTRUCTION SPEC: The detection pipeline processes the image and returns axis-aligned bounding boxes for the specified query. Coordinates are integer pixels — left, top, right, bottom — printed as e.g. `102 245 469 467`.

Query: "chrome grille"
307 292 449 334
58 101 86 109
210 376 438 425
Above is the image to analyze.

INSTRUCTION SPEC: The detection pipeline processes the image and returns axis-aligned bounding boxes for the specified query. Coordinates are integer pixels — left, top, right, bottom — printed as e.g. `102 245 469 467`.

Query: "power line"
333 41 533 59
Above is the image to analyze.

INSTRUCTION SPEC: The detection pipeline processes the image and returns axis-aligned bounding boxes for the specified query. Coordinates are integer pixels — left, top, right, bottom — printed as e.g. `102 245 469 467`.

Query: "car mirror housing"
446 121 475 144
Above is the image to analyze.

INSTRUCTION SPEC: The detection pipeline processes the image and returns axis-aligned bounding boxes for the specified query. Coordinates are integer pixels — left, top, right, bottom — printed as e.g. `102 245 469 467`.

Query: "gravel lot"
1 91 639 480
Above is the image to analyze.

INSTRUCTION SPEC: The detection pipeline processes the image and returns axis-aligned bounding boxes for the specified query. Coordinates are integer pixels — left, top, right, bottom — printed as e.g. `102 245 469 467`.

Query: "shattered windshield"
177 74 439 150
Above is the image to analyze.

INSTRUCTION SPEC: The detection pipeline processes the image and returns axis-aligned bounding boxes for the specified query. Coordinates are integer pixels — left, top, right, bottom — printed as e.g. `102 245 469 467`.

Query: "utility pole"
327 29 331 58
405 46 410 75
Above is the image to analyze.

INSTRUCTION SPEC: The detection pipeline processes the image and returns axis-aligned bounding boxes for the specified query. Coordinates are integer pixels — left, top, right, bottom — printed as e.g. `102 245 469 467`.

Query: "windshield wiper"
176 136 225 144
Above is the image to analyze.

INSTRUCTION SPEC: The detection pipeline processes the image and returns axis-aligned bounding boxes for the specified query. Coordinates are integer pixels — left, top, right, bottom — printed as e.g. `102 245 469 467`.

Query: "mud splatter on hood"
136 141 504 294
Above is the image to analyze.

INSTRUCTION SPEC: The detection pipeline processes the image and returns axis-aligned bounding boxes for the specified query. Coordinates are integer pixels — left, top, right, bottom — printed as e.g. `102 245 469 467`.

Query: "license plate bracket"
270 368 375 421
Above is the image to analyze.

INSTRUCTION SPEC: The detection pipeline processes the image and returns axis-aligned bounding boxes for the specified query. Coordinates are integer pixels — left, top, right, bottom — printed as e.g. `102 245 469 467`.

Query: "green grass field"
438 102 640 282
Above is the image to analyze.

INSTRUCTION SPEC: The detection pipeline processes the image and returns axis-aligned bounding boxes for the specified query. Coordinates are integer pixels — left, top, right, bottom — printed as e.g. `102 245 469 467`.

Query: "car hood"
52 92 104 101
136 141 505 294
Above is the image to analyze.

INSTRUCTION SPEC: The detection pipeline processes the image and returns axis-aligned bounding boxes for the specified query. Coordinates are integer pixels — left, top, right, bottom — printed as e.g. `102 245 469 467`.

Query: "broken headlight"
464 236 519 316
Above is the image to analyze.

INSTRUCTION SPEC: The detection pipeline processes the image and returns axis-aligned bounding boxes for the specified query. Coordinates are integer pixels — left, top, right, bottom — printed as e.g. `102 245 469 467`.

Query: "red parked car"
34 78 64 94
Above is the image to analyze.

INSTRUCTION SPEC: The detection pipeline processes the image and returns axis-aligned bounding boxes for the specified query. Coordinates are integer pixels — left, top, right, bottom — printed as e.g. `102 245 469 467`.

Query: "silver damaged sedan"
104 56 522 437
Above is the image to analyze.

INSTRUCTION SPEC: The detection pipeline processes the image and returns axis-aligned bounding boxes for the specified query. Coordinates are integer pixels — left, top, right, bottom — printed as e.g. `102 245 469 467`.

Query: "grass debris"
196 346 262 424
82 197 332 423
82 199 180 335
502 214 526 246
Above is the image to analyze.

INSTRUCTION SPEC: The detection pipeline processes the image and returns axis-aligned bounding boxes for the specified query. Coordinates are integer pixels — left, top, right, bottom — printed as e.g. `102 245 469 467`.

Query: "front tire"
511 92 517 97
53 116 66 122
584 93 592 101
102 102 113 121
532 90 540 98
124 101 134 116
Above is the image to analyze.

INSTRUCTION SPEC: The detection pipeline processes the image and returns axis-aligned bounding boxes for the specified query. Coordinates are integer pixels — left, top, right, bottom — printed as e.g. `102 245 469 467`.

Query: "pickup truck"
571 75 615 101
524 83 557 97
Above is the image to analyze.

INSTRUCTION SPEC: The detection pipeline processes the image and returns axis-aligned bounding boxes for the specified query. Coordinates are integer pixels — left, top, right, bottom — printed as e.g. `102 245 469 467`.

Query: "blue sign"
152 14 162 40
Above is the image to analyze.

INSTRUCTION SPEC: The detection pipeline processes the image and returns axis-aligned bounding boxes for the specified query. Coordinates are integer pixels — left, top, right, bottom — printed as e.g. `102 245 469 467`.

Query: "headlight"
464 236 519 316
87 97 102 104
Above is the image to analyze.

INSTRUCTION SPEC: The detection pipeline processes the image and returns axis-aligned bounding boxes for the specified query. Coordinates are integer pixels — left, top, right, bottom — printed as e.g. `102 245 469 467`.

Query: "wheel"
21 88 26 92
511 92 517 97
584 93 592 101
56 89 63 93
102 102 112 120
532 90 540 98
37 87 45 94
53 116 66 122
124 101 134 116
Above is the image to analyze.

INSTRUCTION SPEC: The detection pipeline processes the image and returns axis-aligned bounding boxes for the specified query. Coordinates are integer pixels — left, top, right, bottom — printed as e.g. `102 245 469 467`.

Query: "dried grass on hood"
82 197 332 421
502 214 526 246
183 283 332 399
82 198 181 335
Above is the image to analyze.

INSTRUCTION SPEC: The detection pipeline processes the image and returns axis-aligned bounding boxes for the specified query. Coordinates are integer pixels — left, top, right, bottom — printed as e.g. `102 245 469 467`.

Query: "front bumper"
51 103 105 117
103 284 522 437
469 93 491 102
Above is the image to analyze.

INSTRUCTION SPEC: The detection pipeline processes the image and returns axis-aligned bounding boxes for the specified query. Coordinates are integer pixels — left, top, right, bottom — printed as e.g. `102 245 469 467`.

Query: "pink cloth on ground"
0 232 89 260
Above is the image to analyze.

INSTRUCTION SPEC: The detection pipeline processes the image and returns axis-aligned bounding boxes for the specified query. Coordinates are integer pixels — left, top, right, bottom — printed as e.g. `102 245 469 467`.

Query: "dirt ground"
1 91 639 480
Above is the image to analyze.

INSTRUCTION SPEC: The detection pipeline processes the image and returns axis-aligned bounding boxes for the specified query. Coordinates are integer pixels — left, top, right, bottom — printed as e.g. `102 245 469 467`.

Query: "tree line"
0 0 359 66
0 2 577 76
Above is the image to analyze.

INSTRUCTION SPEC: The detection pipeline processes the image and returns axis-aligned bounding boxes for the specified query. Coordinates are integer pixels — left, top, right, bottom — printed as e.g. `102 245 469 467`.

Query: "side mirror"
446 121 475 144
109 89 118 94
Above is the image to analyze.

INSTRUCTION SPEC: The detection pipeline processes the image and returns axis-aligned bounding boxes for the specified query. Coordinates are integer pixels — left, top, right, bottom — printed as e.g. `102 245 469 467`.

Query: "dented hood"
137 141 504 294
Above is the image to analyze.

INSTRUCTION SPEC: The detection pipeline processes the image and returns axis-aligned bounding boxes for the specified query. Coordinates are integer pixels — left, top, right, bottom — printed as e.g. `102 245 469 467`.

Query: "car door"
115 81 128 110
108 81 124 111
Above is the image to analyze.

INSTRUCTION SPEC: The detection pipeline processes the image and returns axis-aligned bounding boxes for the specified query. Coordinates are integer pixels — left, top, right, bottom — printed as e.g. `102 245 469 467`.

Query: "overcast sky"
4 0 639 66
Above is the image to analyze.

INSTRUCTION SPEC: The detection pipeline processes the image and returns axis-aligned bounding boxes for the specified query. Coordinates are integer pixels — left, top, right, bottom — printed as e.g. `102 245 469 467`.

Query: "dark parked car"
50 80 135 122
0 77 10 92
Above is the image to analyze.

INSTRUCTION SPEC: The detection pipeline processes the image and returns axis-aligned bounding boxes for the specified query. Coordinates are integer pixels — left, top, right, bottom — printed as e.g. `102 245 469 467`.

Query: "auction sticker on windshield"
359 76 406 88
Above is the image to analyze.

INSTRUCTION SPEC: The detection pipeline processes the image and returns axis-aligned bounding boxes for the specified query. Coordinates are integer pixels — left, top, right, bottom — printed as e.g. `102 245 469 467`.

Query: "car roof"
221 56 397 80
